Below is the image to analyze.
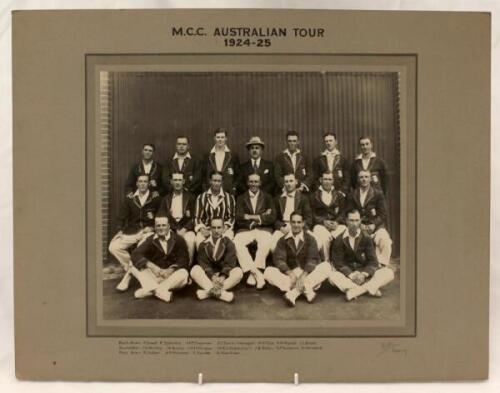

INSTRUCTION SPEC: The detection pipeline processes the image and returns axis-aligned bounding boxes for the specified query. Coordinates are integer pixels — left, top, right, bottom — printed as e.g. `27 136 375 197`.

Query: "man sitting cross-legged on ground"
234 173 277 289
328 209 394 301
190 217 244 303
264 211 332 306
129 215 190 303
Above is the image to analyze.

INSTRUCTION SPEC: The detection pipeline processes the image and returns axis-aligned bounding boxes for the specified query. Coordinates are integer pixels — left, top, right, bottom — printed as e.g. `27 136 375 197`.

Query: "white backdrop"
1 1 498 392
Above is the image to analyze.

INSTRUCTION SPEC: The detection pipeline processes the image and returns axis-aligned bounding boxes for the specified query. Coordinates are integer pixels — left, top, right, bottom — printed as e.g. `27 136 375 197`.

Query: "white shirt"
284 149 300 172
134 189 150 206
282 190 296 223
142 160 153 174
343 228 361 250
359 187 369 207
322 148 340 172
249 190 259 213
211 145 230 172
173 152 191 171
356 152 377 170
170 192 183 222
206 235 222 259
155 231 171 254
320 187 333 206
285 230 304 249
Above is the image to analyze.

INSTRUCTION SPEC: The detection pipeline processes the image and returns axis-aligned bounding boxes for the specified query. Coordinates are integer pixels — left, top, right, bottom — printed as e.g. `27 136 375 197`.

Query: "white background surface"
0 1 497 392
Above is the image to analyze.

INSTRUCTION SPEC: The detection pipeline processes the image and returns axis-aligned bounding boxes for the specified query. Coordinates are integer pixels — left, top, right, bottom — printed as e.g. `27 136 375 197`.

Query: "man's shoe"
134 288 153 299
246 273 257 286
218 290 234 303
196 289 211 300
346 286 366 301
155 289 173 303
304 287 317 303
368 289 382 297
116 272 131 291
284 289 300 307
254 270 266 290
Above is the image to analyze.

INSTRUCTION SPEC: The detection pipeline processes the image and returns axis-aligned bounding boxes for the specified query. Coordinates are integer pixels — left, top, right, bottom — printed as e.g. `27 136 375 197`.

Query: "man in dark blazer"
233 173 277 289
238 136 275 195
312 132 350 195
264 211 332 306
351 136 387 195
163 135 201 195
274 130 313 194
329 209 394 301
345 170 392 266
201 128 240 194
270 173 313 252
190 218 244 303
129 215 190 303
157 172 196 265
124 143 165 197
109 174 161 292
311 171 347 262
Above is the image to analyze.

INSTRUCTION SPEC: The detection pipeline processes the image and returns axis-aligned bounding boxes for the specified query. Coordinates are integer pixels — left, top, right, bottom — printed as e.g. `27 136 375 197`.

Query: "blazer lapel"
255 192 264 214
149 161 158 176
244 193 253 214
165 234 176 257
353 234 362 252
294 192 301 211
332 154 340 169
221 151 232 173
172 158 180 172
354 189 362 208
295 237 305 255
279 195 286 215
209 152 217 171
214 239 226 261
181 193 189 214
283 153 294 171
321 155 328 171
364 187 375 206
133 195 142 209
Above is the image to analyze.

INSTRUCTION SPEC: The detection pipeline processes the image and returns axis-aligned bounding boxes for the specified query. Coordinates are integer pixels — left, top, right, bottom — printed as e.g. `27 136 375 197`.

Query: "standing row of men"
108 130 394 306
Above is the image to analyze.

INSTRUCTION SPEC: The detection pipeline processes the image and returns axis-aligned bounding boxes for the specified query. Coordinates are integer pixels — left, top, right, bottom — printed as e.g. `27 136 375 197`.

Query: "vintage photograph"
97 70 403 321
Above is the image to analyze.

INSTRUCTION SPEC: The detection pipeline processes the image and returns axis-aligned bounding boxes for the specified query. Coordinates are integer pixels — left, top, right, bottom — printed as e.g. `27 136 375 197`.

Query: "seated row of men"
108 167 393 305
125 130 387 198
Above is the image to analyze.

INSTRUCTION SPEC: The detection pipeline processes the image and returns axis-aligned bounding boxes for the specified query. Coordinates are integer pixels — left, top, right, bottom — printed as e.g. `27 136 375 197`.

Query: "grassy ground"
103 263 400 320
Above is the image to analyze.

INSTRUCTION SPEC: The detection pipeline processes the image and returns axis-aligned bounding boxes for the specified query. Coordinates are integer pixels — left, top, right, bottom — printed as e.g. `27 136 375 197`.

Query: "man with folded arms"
194 171 236 247
329 209 394 301
190 218 244 303
109 174 161 292
311 171 347 262
264 211 332 306
129 215 190 303
346 170 392 266
157 172 197 265
270 173 313 252
234 173 276 289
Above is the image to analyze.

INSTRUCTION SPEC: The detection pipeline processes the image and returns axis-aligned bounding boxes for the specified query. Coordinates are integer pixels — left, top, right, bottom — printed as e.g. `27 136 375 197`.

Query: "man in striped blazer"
194 171 236 247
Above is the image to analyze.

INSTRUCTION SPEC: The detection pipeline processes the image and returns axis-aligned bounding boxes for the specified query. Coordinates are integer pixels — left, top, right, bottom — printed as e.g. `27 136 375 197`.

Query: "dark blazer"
157 192 196 232
196 236 238 278
310 189 345 227
273 231 321 273
124 160 165 196
235 190 276 231
274 191 313 229
312 152 350 195
115 193 161 235
274 150 313 191
345 187 387 229
238 159 276 195
331 230 378 277
201 149 240 194
163 154 201 194
131 231 189 270
351 155 387 194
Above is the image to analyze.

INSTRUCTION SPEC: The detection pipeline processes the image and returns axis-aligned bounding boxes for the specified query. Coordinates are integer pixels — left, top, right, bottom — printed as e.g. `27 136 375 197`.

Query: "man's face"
142 145 154 160
247 174 261 194
210 174 223 192
214 132 227 148
359 138 373 155
155 218 170 236
358 171 371 187
320 173 334 191
286 135 299 152
210 219 224 239
290 214 304 235
346 212 361 233
284 175 298 193
324 135 337 151
170 174 185 191
176 138 189 155
136 175 149 192
248 144 263 159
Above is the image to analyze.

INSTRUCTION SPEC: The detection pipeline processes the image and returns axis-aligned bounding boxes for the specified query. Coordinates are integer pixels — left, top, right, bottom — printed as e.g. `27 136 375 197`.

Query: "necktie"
253 160 258 172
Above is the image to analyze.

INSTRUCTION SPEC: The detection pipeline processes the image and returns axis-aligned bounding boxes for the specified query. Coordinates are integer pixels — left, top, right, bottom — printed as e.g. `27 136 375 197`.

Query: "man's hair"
247 173 261 182
155 214 169 223
143 143 156 151
213 127 228 136
170 171 185 179
358 169 371 177
321 170 334 178
209 171 224 180
289 211 304 222
286 130 299 139
346 208 361 218
358 135 372 144
136 173 150 182
323 131 337 139
210 216 224 226
176 135 190 143
283 172 296 180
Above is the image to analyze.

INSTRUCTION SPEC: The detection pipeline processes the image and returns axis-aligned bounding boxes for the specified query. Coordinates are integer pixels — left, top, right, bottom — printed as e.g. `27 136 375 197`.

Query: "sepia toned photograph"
93 68 408 325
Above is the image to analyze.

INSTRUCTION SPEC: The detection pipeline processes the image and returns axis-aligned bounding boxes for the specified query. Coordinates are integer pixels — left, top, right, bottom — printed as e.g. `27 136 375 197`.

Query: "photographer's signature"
377 342 408 357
